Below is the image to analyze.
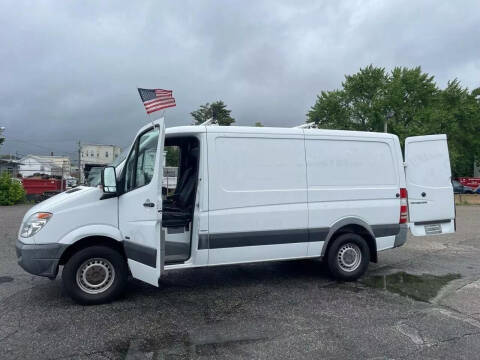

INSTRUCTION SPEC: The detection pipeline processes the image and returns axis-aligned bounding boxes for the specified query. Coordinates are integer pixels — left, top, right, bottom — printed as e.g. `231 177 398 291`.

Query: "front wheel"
326 233 370 281
62 245 128 305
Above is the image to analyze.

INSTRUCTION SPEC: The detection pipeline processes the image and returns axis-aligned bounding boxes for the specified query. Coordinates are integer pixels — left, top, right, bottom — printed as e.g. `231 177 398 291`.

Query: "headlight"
20 212 53 238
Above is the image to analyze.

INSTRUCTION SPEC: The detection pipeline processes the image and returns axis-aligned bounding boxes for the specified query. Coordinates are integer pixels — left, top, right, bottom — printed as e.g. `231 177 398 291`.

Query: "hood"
21 185 119 245
23 186 101 220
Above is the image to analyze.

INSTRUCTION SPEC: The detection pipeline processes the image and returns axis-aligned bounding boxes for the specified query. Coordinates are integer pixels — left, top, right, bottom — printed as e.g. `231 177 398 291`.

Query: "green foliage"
307 90 354 130
343 65 388 131
165 146 179 167
385 66 438 141
426 80 480 176
0 172 26 206
0 128 4 147
307 65 480 177
472 87 480 99
191 101 235 126
254 122 264 127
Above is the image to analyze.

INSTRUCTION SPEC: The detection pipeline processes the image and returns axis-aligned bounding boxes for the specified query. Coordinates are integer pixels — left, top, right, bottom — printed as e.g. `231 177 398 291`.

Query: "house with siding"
18 155 71 178
0 158 22 177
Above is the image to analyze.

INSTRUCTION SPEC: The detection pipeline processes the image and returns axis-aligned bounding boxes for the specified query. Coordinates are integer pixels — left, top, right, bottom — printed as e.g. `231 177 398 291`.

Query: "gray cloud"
1 0 479 157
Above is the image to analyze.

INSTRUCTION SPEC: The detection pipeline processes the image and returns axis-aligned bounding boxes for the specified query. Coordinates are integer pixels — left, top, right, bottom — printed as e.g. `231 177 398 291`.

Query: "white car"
16 118 456 304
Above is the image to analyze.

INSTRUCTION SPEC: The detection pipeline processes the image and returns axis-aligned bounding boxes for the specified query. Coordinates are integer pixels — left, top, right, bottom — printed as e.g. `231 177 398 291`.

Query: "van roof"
166 125 397 139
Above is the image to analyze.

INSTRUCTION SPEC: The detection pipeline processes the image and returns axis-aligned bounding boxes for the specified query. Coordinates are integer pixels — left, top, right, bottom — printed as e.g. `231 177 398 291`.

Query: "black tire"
326 233 370 281
62 245 128 305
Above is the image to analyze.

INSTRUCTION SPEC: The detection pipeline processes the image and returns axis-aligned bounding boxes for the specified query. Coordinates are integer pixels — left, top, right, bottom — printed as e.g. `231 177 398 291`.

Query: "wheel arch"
321 218 378 263
59 236 126 266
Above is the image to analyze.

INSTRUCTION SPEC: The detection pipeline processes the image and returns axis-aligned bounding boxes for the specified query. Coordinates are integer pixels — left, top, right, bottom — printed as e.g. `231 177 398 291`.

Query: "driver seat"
162 147 199 228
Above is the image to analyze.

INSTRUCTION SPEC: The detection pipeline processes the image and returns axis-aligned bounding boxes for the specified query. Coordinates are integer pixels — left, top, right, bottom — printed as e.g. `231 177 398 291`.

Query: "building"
80 144 121 183
18 155 71 178
0 157 22 177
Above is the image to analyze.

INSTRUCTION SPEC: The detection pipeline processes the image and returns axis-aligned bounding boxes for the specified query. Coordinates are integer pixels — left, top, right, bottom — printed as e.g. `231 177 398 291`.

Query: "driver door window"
124 128 159 193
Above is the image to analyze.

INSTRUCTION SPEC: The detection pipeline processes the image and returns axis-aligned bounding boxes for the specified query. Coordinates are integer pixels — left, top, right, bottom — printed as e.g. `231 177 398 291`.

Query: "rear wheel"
62 245 128 305
327 233 370 281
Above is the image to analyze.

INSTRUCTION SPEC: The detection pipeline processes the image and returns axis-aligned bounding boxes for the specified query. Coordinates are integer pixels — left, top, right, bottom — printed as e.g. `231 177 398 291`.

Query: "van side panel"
304 133 401 255
206 132 309 264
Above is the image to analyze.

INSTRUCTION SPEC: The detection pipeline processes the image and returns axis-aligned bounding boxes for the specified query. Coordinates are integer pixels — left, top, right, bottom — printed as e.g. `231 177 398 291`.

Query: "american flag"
138 88 176 114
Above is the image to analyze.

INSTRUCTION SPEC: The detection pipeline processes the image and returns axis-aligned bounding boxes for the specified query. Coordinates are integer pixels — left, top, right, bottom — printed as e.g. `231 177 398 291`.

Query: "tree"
307 65 480 177
424 80 480 176
307 90 353 130
0 128 4 147
308 66 438 136
385 67 438 142
165 146 179 167
191 101 235 126
472 87 480 100
342 65 388 131
254 122 264 127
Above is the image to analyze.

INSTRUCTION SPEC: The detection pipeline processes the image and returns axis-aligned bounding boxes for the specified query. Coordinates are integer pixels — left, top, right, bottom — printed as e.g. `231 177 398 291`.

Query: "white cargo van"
16 118 456 304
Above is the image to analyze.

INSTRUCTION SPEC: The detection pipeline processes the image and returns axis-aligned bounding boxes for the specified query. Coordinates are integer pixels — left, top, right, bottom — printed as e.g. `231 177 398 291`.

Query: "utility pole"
0 126 5 147
60 162 64 192
78 141 82 184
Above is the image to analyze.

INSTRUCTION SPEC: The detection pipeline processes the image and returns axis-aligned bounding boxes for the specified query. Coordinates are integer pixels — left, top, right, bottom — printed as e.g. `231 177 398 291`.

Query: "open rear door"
405 134 455 236
119 118 165 286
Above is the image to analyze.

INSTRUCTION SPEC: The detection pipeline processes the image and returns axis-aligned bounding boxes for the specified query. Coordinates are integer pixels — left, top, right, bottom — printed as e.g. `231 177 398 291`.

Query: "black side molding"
198 234 209 250
414 219 451 226
199 223 402 251
199 229 309 250
124 241 157 268
371 224 401 237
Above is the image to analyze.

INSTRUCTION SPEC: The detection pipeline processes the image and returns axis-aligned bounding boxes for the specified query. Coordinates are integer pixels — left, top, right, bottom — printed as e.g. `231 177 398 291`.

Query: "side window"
124 128 159 192
124 146 137 191
136 148 156 187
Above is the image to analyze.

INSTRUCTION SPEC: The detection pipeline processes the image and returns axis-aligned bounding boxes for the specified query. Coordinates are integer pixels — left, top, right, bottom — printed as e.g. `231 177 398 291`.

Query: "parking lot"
1 205 480 359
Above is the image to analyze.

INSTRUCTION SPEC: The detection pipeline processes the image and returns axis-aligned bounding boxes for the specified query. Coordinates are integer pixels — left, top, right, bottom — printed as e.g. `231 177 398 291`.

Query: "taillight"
399 187 408 224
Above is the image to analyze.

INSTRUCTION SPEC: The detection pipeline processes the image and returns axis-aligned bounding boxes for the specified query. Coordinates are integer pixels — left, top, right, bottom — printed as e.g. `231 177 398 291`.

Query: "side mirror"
101 166 117 194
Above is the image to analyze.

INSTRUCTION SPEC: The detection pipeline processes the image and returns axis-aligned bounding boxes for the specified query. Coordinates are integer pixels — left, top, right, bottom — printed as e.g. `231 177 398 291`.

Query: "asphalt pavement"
1 205 480 359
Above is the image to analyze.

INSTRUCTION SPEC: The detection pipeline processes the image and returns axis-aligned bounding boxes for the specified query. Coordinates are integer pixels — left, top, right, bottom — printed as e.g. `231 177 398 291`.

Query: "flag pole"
161 109 166 125
147 113 155 128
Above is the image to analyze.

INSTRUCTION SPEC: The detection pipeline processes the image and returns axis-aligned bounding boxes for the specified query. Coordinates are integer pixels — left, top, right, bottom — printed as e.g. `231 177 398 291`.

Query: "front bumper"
16 239 68 278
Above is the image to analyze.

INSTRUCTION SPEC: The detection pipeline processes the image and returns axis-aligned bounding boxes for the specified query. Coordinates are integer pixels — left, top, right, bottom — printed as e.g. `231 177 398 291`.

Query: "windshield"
85 167 103 186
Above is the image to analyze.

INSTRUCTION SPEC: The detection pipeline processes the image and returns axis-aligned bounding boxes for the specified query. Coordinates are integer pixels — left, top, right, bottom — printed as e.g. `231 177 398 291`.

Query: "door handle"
421 192 426 197
143 201 155 208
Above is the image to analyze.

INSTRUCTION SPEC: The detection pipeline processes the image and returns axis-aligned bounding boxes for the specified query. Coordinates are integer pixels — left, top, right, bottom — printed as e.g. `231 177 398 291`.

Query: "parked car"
463 186 476 194
65 177 78 188
452 180 464 194
16 120 456 305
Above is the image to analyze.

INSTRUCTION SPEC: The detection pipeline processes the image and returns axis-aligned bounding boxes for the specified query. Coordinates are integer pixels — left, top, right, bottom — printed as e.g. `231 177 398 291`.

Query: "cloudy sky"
1 0 479 158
